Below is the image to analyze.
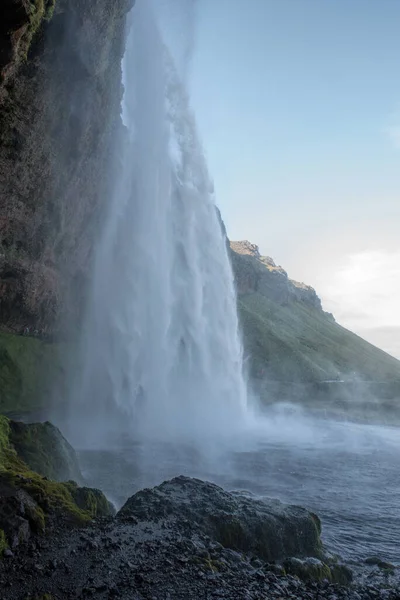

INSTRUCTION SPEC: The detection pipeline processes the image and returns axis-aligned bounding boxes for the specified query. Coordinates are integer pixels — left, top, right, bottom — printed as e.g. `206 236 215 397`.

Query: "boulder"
283 557 352 585
8 420 82 483
283 557 332 582
119 476 322 562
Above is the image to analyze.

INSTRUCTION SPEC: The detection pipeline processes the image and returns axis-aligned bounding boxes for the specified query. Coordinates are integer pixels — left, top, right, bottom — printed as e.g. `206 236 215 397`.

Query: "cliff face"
230 240 328 314
0 0 133 335
0 1 56 98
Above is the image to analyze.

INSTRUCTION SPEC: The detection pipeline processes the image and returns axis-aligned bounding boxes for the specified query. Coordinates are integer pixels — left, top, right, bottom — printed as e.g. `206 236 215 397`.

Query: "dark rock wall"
0 0 133 335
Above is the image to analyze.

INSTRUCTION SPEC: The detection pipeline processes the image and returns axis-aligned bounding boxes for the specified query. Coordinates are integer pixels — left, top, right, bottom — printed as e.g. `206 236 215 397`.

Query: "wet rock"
0 483 43 548
283 557 332 582
9 420 83 483
119 476 322 562
330 563 354 585
365 557 396 572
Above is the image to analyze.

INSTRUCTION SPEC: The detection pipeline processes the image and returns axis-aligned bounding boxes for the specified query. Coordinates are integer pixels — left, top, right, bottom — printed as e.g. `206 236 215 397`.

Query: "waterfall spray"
68 0 247 446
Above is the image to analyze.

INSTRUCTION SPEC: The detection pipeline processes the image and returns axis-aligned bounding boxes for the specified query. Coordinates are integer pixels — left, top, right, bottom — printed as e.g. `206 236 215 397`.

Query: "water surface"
78 406 400 564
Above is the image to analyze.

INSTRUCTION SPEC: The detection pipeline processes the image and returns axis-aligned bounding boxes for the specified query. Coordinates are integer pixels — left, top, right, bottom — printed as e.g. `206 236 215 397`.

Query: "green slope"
238 292 400 384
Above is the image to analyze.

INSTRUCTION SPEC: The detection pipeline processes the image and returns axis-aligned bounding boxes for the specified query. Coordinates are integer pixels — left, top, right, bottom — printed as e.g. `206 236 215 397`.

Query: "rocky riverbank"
1 473 399 600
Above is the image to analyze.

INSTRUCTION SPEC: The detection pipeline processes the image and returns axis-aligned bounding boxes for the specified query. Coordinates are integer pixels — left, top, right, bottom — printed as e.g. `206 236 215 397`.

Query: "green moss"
65 482 115 518
22 0 57 60
283 558 332 583
214 517 248 552
1 465 92 527
0 332 66 417
0 529 7 555
310 513 322 536
8 420 81 482
330 564 354 585
192 555 223 573
0 416 111 536
45 0 56 20
0 416 10 467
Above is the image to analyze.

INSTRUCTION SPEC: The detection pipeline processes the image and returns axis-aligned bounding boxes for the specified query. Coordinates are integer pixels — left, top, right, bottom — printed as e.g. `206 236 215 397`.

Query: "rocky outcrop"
120 475 322 562
0 0 133 335
1 475 393 599
0 415 114 553
230 240 327 313
8 420 82 482
0 1 55 98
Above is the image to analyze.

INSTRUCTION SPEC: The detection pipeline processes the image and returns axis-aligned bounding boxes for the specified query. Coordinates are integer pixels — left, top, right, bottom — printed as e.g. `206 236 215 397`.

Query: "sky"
157 0 400 359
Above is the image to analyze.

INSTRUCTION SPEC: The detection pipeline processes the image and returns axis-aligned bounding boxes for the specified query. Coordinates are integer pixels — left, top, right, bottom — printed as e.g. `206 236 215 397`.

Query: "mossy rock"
284 557 353 585
65 482 116 518
330 563 354 585
9 420 82 482
0 528 7 555
0 415 113 552
0 0 57 93
17 0 57 61
283 557 332 582
120 476 323 562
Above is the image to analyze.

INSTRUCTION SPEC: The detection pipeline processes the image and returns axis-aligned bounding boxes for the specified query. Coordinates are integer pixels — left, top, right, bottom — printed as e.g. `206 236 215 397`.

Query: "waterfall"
68 0 247 445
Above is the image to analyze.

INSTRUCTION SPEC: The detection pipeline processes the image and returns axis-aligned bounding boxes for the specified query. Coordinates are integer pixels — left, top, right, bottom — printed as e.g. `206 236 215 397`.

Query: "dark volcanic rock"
0 483 42 548
119 475 323 562
0 476 398 600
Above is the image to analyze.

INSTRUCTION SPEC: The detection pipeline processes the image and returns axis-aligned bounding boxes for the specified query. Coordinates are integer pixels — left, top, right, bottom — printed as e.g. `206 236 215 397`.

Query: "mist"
54 1 400 571
64 0 247 450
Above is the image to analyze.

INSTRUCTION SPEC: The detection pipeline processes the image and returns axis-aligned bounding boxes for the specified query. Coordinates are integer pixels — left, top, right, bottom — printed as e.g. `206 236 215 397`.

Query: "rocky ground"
0 476 399 600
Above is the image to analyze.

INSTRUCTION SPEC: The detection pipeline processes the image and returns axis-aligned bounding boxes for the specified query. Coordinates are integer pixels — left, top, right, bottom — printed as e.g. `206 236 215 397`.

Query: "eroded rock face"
119 475 322 562
0 1 56 96
230 240 325 311
0 0 133 334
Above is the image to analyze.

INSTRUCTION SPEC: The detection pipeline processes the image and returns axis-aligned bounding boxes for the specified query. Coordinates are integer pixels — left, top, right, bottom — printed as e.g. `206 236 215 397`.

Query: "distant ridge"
230 240 400 385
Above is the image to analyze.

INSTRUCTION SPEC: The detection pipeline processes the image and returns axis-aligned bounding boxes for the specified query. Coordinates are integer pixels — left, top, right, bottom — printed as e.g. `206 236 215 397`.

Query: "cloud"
318 249 400 358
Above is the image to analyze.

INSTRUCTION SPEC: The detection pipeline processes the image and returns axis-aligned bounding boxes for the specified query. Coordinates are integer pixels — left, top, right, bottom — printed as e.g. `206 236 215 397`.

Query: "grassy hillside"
230 242 400 389
238 292 400 383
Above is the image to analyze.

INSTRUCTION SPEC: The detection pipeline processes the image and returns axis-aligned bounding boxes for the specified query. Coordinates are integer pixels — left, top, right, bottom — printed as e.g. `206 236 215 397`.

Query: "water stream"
67 0 246 446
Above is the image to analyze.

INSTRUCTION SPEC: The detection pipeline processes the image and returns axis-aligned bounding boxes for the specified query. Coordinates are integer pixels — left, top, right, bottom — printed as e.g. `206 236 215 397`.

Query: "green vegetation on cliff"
26 0 57 53
231 242 400 385
239 292 400 383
